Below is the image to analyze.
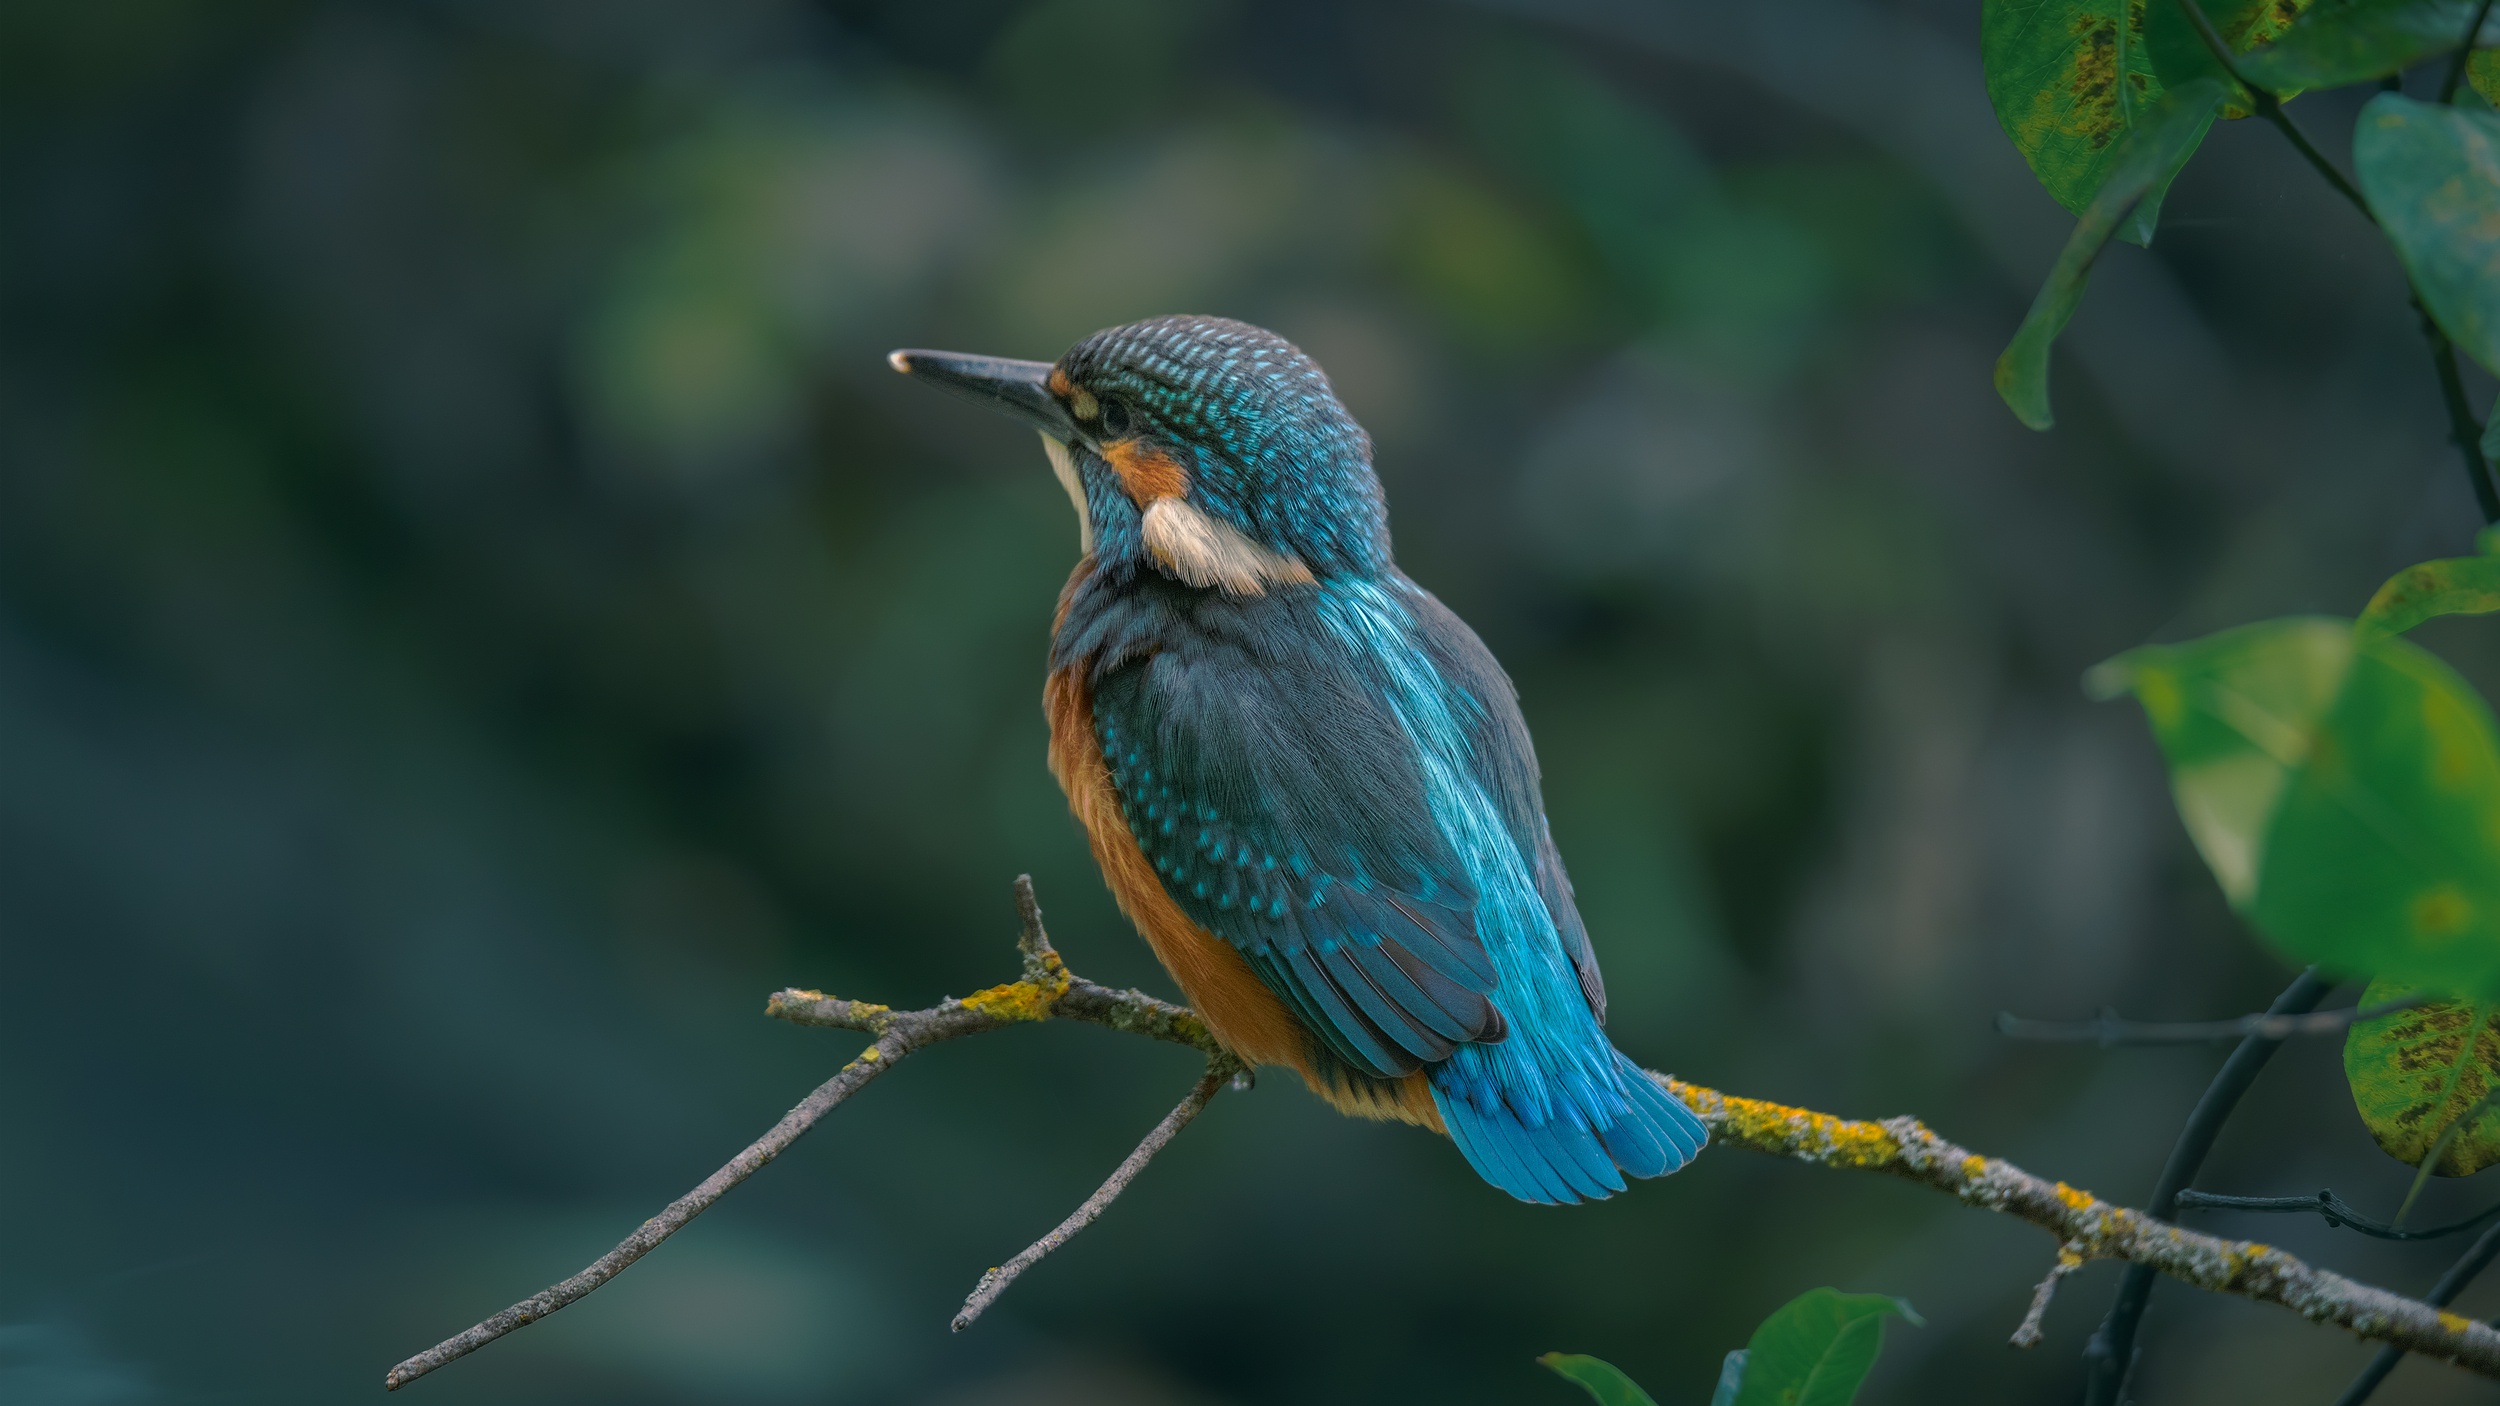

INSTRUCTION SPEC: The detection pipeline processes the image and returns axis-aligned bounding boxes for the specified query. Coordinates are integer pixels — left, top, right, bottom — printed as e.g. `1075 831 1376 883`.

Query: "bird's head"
889 315 1387 594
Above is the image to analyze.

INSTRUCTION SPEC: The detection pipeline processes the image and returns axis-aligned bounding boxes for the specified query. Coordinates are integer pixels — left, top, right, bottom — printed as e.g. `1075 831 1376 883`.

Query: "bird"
887 315 1706 1204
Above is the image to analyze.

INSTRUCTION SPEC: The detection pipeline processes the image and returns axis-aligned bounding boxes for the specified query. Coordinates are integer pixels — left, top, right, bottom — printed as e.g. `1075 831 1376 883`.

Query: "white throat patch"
1139 496 1315 596
1039 433 1091 556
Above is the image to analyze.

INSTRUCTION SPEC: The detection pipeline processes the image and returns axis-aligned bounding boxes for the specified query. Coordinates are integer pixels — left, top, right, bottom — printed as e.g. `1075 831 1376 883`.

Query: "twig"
2080 968 2336 1406
385 876 1218 1390
953 1056 1240 1332
2438 0 2498 106
2419 303 2500 525
2335 1218 2500 1405
2178 1187 2500 1241
2172 0 2375 219
2013 1242 2087 1348
388 906 2500 1391
2174 0 2500 521
1997 994 2424 1046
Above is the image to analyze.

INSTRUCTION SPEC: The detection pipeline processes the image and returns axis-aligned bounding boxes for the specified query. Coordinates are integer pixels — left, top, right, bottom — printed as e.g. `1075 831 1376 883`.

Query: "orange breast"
1043 576 1441 1130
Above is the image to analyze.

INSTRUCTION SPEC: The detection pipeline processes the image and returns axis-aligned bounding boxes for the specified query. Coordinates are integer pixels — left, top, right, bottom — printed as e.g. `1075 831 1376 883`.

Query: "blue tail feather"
1431 1054 1707 1205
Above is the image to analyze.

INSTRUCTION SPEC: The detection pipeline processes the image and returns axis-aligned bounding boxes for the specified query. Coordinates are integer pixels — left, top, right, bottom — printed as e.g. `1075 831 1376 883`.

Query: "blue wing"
1075 584 1509 1080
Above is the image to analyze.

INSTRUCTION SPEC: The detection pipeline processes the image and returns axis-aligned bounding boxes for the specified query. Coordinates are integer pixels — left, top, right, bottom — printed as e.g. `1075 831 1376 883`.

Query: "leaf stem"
2438 0 2497 106
2078 968 2335 1406
2421 301 2500 523
2173 0 2376 219
2175 1186 2500 1240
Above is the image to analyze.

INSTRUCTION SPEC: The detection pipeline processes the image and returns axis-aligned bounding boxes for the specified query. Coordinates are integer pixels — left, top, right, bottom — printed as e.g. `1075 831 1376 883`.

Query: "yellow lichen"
2054 1183 2097 1213
962 976 1067 1022
859 1045 883 1062
1962 1155 1987 1179
1713 1094 1900 1168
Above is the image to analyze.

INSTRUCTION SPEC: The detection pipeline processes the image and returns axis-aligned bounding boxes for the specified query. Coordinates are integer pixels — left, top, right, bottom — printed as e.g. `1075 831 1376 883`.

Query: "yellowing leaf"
2357 554 2500 640
2345 979 2500 1175
2098 619 2500 997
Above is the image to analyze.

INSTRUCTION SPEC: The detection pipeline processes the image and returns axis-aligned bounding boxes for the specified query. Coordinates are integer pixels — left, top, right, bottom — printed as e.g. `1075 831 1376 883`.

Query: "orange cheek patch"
1102 438 1189 503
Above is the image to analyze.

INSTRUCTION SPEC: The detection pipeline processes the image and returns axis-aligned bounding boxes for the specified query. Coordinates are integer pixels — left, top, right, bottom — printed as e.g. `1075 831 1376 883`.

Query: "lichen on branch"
385 876 2500 1392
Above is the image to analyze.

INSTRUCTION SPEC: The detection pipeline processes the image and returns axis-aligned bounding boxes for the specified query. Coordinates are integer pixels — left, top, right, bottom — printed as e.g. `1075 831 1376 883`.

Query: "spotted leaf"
2357 550 2500 641
2344 979 2500 1176
2143 0 2314 116
2238 0 2500 92
1983 0 2217 244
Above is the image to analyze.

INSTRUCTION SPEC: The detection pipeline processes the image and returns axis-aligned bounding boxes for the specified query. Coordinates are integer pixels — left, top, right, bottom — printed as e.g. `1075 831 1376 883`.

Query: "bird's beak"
886 349 1080 442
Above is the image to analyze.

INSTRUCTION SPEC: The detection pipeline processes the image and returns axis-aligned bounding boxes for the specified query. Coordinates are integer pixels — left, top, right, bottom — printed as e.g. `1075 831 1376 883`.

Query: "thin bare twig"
388 882 2500 1391
2081 969 2335 1405
954 1056 1240 1332
2013 1242 2088 1348
2178 1187 2500 1241
1996 994 2426 1046
386 876 1218 1390
2438 0 2498 106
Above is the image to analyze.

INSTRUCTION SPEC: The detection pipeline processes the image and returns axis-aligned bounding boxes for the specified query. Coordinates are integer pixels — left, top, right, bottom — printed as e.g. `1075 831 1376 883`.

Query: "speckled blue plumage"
1050 316 1705 1203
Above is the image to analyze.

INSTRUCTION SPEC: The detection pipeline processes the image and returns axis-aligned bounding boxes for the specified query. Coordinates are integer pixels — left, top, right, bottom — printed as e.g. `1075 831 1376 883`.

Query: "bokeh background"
9 1 2500 1403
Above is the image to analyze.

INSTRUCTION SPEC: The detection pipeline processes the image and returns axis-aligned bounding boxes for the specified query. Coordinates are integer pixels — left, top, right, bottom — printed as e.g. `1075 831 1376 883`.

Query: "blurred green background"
7 1 2500 1403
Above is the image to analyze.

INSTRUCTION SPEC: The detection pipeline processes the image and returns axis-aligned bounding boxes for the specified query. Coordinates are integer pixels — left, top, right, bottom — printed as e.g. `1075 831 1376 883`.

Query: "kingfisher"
888 316 1706 1204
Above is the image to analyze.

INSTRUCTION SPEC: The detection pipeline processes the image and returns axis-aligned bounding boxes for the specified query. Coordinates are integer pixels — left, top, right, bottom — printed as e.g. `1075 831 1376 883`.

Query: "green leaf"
1732 1289 1920 1406
2358 94 2500 375
2486 388 2500 465
2359 554 2500 639
1538 1353 1661 1406
1995 77 2226 429
1711 1350 1750 1406
2239 0 2500 92
2145 0 2314 110
2095 618 2500 997
1981 0 2196 244
2345 979 2500 1175
2474 48 2500 106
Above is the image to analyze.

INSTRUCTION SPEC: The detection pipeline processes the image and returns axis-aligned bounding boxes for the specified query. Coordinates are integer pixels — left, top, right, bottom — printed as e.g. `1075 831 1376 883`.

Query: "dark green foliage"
1538 1352 1661 1406
1540 1290 1915 1406
1728 1290 1919 1406
2237 0 2500 90
2358 94 2500 374
1994 78 2225 428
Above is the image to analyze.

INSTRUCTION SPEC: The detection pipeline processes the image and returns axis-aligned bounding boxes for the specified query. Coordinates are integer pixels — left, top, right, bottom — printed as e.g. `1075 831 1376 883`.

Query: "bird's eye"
1097 397 1132 439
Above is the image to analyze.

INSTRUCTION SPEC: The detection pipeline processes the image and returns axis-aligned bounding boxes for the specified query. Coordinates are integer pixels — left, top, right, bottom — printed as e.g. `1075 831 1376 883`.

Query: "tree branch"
1667 1073 2500 1377
384 887 2500 1391
2336 1217 2500 1405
